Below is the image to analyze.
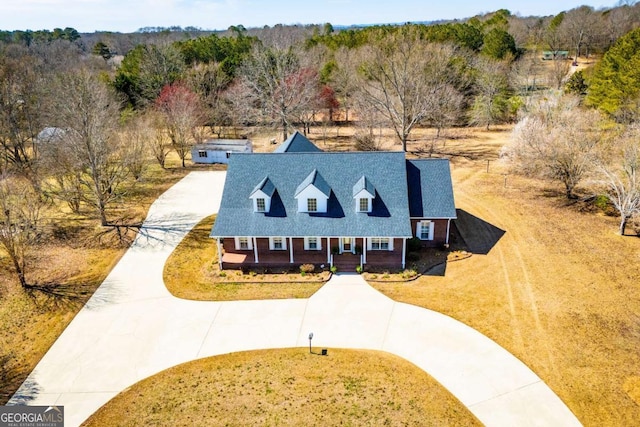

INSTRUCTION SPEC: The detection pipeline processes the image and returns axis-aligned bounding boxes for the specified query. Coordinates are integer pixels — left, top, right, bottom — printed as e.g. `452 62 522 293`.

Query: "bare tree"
155 82 204 168
598 128 640 235
547 57 572 90
511 52 545 99
185 62 232 137
238 46 322 140
223 81 258 138
0 175 43 289
48 70 127 226
470 58 511 130
355 28 463 151
120 115 152 180
508 95 602 198
0 48 44 183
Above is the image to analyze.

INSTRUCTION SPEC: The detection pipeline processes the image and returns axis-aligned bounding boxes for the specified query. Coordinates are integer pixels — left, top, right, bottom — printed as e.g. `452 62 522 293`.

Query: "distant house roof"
194 139 251 151
273 131 323 153
36 127 65 143
406 159 456 219
212 151 413 238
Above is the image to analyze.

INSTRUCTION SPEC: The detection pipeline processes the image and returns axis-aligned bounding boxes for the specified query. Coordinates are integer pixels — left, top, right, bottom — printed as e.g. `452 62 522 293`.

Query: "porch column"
216 238 223 270
402 238 406 269
326 237 331 264
446 219 451 244
289 237 294 263
363 237 367 264
253 237 259 263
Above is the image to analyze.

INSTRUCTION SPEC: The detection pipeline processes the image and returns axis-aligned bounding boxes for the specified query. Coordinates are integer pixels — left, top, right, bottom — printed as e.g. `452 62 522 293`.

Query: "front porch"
218 236 406 271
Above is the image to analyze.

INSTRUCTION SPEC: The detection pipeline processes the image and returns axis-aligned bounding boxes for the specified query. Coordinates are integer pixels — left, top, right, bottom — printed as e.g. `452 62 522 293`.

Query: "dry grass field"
83 348 481 427
3 122 640 426
162 124 640 425
0 159 203 403
367 127 640 426
164 215 327 301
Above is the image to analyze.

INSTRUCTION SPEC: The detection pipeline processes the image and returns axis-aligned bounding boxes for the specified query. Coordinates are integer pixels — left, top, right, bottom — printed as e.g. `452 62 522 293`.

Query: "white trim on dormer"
250 190 272 213
295 185 328 213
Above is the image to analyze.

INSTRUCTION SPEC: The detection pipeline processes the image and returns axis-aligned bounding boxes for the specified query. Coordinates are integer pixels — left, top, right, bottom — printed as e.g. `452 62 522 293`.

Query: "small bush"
300 264 315 274
219 271 227 278
356 265 362 274
330 266 338 273
407 237 422 252
370 274 378 279
354 132 382 151
406 252 420 262
300 271 306 277
401 269 418 279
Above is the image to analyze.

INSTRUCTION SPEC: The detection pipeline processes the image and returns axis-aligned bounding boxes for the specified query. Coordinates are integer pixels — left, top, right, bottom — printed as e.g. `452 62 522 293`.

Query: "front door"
342 237 351 253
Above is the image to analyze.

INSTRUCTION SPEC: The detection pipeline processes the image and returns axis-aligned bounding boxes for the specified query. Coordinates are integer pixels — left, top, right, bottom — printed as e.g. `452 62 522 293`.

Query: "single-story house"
210 133 456 271
191 139 252 164
542 50 569 60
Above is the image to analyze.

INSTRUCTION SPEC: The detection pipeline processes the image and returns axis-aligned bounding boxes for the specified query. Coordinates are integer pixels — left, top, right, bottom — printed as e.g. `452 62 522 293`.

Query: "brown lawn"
164 215 327 301
3 122 640 426
368 127 640 426
83 348 481 427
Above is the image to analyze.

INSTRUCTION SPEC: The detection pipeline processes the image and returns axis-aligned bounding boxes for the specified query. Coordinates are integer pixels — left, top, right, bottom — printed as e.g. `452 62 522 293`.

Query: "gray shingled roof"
294 169 331 197
406 159 457 219
273 131 323 153
251 176 276 197
212 152 413 238
352 176 375 198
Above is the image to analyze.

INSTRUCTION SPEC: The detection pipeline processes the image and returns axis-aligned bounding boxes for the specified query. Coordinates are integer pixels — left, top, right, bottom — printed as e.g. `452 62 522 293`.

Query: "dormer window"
250 176 275 213
358 198 369 212
353 176 375 213
295 169 330 213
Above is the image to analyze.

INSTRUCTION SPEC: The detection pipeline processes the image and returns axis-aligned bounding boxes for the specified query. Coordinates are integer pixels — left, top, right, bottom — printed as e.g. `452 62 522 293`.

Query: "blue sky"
0 0 618 33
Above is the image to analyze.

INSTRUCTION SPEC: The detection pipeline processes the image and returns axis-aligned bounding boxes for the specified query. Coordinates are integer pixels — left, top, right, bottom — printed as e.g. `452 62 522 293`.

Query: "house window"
198 150 207 158
235 237 253 250
358 198 369 212
304 237 322 251
307 198 317 212
370 237 390 250
269 237 287 250
417 221 434 240
256 198 266 212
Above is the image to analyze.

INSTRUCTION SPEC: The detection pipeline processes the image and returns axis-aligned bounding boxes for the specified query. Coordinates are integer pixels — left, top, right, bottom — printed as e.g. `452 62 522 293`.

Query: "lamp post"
308 332 313 354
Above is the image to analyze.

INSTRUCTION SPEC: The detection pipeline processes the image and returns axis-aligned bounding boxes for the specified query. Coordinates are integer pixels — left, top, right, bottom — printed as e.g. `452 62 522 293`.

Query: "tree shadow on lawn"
454 209 505 255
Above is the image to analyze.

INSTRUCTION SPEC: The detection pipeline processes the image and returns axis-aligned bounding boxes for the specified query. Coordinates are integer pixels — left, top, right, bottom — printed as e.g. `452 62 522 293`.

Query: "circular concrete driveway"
9 171 581 427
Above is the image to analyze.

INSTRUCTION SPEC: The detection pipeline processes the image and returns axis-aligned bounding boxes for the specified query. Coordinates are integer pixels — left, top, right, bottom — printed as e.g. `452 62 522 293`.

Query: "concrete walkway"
10 171 581 427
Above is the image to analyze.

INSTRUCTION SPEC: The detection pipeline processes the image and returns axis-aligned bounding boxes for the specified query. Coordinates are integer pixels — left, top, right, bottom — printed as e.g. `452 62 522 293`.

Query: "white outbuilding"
191 139 253 164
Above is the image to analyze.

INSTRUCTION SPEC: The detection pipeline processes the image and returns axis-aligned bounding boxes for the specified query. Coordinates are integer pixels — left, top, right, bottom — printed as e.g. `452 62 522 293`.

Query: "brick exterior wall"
220 236 408 269
409 219 450 248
